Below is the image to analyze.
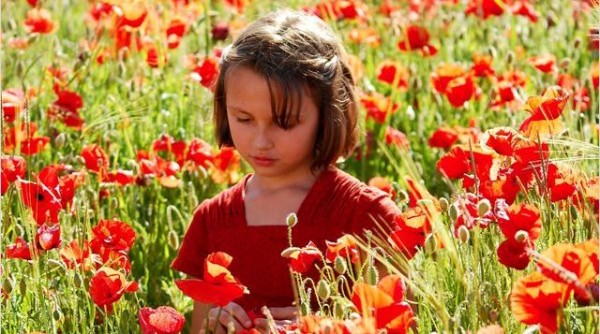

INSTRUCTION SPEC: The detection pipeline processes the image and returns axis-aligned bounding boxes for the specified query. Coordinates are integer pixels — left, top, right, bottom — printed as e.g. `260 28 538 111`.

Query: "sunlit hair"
214 10 359 171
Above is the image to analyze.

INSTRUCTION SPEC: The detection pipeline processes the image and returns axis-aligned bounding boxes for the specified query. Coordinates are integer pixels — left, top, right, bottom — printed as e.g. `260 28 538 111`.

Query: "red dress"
171 166 400 310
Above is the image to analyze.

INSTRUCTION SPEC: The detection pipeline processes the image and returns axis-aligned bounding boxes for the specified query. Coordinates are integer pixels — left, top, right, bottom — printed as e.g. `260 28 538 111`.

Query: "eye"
235 117 251 123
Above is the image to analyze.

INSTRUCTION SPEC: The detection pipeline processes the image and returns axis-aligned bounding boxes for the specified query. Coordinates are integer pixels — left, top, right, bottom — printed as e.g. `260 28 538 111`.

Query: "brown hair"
213 10 358 171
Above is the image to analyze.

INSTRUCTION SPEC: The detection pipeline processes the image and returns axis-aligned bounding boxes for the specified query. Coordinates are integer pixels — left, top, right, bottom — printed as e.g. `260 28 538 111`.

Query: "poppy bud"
19 278 27 296
559 58 571 69
439 197 449 212
73 272 83 289
457 225 470 243
574 37 582 48
211 22 229 41
506 51 515 65
280 247 300 258
417 198 433 207
365 264 378 285
2 277 13 295
48 259 66 273
286 213 298 228
397 189 409 203
334 256 347 274
449 203 459 221
424 234 437 254
333 302 345 318
487 46 497 59
54 132 66 148
569 205 578 219
168 230 180 250
514 230 529 243
53 308 62 321
477 199 491 217
316 280 331 300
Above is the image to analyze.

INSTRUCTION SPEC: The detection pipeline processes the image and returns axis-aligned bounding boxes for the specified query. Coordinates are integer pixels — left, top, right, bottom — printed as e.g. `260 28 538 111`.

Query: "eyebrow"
226 106 251 114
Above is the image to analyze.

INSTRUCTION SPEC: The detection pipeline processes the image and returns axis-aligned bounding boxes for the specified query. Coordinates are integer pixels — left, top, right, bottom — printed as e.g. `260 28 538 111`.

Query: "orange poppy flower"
519 86 569 139
282 241 323 274
116 2 148 28
3 123 49 155
376 61 409 90
209 146 240 185
431 63 466 94
472 167 521 205
360 92 398 124
175 252 249 307
496 203 541 242
510 271 569 334
139 306 185 334
60 240 92 270
397 25 437 56
369 176 396 200
471 53 495 77
24 8 57 34
465 0 505 19
351 275 414 333
326 234 360 263
224 0 251 13
390 207 431 259
299 315 352 334
89 267 138 311
348 27 381 47
536 244 597 294
529 54 556 74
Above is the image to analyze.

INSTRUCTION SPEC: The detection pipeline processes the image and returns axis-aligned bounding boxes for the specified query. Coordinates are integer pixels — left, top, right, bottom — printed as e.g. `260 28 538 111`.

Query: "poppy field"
1 0 599 333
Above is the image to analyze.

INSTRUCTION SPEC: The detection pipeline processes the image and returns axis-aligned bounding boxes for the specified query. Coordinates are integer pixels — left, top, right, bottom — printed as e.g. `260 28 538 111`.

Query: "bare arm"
191 302 212 334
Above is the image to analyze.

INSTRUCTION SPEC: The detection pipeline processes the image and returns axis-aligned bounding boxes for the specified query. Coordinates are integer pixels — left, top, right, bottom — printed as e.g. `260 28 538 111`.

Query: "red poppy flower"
139 306 185 334
175 252 249 307
351 275 414 333
38 164 85 209
19 179 62 225
591 62 599 88
528 54 556 74
519 86 569 139
6 236 32 260
209 146 240 185
326 234 360 263
511 137 550 165
431 63 466 94
90 219 136 256
360 93 398 124
24 8 57 34
482 127 518 156
60 240 92 270
36 223 62 251
497 238 531 270
389 207 431 259
451 193 496 233
48 84 84 129
473 167 521 205
496 203 541 242
1 155 26 195
282 241 323 274
436 145 495 180
2 89 25 122
471 53 495 77
385 126 409 150
511 0 539 22
445 74 476 108
299 314 351 334
465 0 505 19
224 0 250 13
377 61 409 90
546 164 577 202
186 138 214 169
428 127 459 149
510 272 569 334
146 46 167 68
191 57 219 90
397 25 437 56
103 170 136 186
211 22 230 41
81 144 109 174
166 18 187 49
89 267 138 311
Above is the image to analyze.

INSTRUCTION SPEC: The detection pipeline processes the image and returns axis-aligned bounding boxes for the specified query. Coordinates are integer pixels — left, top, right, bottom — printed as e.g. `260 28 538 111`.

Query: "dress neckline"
237 166 335 228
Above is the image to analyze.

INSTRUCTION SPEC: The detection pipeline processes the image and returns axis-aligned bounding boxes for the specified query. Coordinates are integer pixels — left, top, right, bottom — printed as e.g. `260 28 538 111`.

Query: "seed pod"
477 199 491 217
424 234 438 254
506 51 515 65
514 230 529 243
2 277 13 295
439 198 449 212
73 272 83 289
316 280 331 300
333 302 345 319
334 257 347 275
449 204 459 221
168 230 180 250
559 58 571 68
19 278 27 296
54 132 66 148
457 225 470 243
53 308 62 321
286 213 298 228
365 265 378 285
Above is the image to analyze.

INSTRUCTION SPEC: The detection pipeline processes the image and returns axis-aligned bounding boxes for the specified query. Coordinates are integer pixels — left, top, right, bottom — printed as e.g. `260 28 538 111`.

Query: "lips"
251 156 276 166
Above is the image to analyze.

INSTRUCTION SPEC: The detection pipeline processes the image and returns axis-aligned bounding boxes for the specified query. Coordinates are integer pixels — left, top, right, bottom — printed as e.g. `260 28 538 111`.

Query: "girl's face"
225 65 320 182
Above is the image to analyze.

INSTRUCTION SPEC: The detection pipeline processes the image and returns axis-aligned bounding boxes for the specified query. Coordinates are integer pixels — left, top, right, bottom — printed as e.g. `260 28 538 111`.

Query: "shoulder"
192 174 247 226
326 167 389 202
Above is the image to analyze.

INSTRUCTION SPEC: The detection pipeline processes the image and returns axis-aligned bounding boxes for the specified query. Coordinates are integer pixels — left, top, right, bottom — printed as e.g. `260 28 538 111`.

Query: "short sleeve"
170 203 209 279
350 187 400 236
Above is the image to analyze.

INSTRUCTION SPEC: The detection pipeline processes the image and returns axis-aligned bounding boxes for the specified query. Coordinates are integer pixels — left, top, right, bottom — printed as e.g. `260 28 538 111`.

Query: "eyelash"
235 118 251 123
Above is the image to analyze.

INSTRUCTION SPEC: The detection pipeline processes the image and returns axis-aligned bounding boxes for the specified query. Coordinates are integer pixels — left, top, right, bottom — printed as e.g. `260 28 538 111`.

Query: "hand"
200 302 253 334
253 306 298 333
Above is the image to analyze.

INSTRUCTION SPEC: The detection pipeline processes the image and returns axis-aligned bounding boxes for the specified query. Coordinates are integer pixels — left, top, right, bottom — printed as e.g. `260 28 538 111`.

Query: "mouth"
251 156 277 166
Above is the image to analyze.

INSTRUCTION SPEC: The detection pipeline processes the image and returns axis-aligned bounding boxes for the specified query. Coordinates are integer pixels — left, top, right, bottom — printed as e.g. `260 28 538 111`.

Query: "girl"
171 10 401 334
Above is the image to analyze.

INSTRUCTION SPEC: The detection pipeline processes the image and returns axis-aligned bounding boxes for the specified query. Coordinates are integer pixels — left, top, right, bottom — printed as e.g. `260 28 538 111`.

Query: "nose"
253 127 274 151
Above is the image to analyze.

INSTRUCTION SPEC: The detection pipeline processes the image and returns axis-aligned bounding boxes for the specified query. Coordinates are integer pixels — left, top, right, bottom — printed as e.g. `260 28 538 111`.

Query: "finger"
253 318 269 330
225 303 253 328
267 306 297 320
218 309 245 332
